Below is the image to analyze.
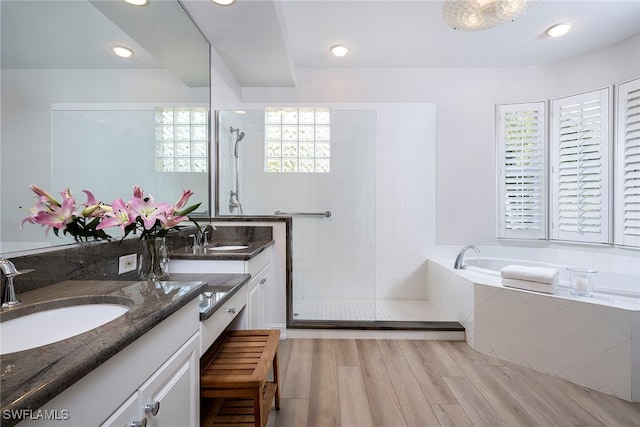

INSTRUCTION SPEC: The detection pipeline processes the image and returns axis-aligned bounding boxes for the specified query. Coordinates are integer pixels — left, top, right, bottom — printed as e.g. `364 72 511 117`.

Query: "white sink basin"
0 303 130 355
206 245 249 251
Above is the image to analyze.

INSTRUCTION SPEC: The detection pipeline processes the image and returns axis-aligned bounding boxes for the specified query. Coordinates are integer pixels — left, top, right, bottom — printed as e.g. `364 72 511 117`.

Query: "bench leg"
253 387 262 427
273 348 280 410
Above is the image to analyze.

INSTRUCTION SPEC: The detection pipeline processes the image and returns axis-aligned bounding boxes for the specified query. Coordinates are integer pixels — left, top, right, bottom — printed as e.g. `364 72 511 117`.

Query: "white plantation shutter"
551 88 611 243
615 77 640 248
497 102 547 239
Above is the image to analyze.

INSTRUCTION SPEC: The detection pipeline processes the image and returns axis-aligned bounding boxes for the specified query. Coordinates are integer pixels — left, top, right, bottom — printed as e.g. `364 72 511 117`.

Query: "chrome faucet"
453 245 480 269
190 225 217 250
200 225 216 247
0 258 34 308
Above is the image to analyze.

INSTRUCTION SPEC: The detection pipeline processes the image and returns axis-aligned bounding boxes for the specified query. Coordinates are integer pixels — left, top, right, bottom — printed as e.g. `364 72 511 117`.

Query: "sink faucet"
0 258 34 308
200 225 216 247
453 245 480 269
190 225 217 250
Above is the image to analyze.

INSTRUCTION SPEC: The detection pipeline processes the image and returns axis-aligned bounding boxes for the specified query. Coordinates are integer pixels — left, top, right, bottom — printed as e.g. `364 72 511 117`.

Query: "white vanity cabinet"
18 299 200 427
170 247 272 332
101 334 199 427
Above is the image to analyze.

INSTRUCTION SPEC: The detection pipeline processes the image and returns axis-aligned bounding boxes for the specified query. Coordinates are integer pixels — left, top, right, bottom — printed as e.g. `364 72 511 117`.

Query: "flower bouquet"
22 184 201 280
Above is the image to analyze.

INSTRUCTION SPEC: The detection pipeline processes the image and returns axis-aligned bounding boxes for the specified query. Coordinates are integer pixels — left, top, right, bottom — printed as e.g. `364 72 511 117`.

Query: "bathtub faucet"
454 245 480 269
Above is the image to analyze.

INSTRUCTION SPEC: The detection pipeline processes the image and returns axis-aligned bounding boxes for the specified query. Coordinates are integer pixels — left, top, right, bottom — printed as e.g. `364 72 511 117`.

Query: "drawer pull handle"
145 401 160 416
130 419 147 427
227 307 236 314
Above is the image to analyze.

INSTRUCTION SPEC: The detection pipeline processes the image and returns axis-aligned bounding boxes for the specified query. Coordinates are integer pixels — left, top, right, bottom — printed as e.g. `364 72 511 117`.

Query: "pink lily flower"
162 215 188 229
32 196 76 232
132 185 144 199
28 184 60 206
173 189 194 211
96 199 135 231
128 195 170 230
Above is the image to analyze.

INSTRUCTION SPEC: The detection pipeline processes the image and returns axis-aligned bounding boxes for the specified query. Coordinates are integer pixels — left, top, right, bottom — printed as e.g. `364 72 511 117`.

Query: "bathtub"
426 258 640 401
462 257 640 309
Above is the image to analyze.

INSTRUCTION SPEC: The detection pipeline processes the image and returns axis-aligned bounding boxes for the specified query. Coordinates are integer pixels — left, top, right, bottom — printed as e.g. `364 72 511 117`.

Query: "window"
155 107 208 172
264 107 331 173
496 102 547 239
615 77 640 248
550 88 611 244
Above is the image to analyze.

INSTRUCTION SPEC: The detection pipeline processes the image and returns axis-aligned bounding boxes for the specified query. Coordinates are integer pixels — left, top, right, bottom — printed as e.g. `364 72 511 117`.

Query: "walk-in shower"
229 126 245 214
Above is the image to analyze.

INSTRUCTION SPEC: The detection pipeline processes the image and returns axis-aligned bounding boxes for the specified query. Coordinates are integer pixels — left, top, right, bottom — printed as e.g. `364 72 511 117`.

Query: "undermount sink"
0 297 132 355
205 243 249 251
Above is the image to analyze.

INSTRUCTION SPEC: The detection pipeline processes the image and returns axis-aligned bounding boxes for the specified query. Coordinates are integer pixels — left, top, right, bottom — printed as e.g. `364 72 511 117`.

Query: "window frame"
549 87 612 244
496 101 548 240
614 77 640 248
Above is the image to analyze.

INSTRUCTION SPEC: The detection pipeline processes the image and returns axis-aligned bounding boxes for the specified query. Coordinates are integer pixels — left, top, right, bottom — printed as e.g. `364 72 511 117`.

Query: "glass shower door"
217 108 376 322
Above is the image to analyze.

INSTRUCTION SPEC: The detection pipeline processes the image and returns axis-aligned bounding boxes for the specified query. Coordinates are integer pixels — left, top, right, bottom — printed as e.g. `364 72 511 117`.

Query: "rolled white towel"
502 278 558 294
500 264 559 285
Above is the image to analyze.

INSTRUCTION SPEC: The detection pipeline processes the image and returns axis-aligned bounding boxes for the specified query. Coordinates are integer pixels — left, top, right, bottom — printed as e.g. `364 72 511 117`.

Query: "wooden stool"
201 330 280 427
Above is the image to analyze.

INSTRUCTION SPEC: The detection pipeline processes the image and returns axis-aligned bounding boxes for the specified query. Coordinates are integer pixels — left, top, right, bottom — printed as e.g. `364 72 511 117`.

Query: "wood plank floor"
266 338 640 427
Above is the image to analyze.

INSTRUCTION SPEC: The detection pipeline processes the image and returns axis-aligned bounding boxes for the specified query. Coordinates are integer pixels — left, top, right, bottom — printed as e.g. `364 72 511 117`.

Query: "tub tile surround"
427 258 640 402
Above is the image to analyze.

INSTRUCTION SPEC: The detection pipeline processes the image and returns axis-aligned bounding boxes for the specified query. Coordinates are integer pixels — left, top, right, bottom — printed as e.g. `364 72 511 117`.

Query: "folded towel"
502 278 558 294
500 264 559 285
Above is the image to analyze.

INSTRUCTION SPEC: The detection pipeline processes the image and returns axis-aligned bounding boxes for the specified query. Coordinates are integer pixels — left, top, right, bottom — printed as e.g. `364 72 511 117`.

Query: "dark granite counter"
170 239 274 261
170 273 251 320
0 279 206 422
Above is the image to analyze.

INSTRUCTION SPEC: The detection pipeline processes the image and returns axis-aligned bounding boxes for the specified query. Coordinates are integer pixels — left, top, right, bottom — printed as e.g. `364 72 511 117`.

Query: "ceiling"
2 0 638 89
182 0 640 87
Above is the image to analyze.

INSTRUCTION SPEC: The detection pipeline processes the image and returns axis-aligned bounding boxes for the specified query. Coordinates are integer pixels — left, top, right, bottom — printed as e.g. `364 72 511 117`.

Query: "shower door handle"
274 210 332 218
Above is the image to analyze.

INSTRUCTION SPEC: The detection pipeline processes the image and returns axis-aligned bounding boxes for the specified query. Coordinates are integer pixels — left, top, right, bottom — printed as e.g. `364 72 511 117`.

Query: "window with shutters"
496 102 547 239
615 77 640 248
550 88 611 244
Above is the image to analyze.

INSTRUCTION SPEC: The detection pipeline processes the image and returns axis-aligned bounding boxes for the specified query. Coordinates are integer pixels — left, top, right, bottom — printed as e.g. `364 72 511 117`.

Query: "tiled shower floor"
292 298 446 321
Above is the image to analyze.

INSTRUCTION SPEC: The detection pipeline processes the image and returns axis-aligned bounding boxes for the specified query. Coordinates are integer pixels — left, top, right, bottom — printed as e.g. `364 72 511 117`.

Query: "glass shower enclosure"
216 108 377 321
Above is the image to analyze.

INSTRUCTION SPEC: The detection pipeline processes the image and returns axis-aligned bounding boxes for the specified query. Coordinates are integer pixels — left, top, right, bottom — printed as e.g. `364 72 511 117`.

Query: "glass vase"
139 236 169 281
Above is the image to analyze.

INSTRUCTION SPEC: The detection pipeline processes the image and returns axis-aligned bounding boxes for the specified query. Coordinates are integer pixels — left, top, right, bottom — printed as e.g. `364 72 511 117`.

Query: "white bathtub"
427 258 640 401
462 257 640 309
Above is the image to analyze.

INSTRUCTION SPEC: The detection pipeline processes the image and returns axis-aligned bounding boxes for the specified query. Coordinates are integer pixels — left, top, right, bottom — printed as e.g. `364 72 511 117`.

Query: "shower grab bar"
274 210 332 218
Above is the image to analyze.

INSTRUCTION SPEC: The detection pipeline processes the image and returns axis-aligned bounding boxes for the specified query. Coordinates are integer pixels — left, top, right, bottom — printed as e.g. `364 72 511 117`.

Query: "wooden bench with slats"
200 329 281 427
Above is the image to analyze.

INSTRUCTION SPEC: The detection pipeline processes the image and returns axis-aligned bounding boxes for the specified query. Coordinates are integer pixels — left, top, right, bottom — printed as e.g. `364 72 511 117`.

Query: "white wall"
208 35 640 302
240 34 640 249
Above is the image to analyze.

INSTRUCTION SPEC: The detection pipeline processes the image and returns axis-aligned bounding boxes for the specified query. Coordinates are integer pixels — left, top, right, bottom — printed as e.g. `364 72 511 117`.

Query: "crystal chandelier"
442 0 538 31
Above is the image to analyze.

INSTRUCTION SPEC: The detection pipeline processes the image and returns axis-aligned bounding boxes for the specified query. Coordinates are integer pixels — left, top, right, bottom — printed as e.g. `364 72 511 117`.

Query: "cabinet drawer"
199 285 248 356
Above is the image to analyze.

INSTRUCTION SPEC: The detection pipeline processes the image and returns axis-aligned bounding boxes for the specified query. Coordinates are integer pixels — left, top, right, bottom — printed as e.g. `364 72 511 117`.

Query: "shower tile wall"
237 109 376 302
219 104 437 313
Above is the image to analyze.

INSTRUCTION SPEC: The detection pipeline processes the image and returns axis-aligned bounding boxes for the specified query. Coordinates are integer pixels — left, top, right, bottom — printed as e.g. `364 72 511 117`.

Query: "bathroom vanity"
0 277 257 426
170 239 275 333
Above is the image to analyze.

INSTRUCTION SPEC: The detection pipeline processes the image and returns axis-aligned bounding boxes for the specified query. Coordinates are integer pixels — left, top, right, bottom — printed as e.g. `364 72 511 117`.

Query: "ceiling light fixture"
124 0 148 5
211 0 235 5
546 22 573 37
111 45 134 58
330 45 349 57
442 0 539 31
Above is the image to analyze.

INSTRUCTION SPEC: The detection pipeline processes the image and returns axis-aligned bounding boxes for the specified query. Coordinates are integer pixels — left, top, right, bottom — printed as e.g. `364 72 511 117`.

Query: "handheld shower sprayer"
230 127 246 158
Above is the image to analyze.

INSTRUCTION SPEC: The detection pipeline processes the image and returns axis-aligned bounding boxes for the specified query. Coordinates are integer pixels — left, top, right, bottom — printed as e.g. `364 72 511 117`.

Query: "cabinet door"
247 280 262 329
139 334 199 427
101 393 140 427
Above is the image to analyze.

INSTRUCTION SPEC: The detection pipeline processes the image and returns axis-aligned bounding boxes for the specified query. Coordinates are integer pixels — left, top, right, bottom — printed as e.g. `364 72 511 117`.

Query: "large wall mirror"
1 0 211 254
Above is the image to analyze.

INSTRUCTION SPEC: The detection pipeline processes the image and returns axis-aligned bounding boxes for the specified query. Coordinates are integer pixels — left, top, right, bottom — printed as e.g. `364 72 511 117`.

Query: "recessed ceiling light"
211 0 235 5
546 22 573 37
111 45 134 58
124 0 148 5
234 110 247 115
330 45 349 57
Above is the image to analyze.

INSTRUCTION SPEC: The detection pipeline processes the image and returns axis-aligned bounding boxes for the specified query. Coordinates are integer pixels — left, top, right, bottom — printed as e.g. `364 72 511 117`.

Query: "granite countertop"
0 279 206 420
170 273 251 320
170 239 274 261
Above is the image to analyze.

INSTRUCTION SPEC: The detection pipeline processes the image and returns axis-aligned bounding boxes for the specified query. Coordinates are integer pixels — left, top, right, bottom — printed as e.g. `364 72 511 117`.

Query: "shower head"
230 127 246 158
